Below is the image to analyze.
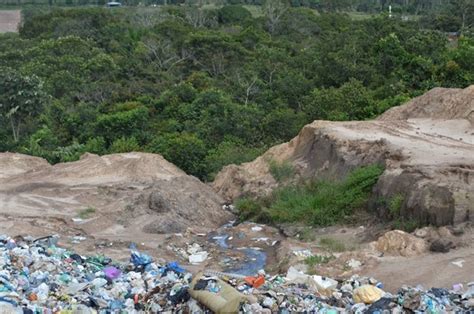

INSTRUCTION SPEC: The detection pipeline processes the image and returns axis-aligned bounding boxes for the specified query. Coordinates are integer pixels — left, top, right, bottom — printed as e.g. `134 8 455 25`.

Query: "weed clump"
236 164 384 227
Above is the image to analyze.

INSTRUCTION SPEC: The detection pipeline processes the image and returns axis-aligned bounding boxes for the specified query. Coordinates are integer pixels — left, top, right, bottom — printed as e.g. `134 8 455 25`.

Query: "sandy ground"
363 246 474 292
0 10 21 33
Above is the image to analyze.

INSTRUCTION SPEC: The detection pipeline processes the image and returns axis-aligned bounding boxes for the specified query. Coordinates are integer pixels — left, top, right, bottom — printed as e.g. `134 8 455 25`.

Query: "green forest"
0 0 473 180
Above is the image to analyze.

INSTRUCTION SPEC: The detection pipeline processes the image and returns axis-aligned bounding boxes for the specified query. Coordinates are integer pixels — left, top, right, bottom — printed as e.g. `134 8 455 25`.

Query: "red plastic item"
244 275 265 288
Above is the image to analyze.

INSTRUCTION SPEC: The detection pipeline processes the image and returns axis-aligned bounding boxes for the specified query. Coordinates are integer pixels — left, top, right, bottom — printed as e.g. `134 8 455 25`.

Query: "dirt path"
363 246 474 292
0 10 21 33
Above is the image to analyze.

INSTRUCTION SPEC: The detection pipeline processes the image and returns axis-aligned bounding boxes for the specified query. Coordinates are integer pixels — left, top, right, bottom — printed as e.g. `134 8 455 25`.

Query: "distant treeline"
0 0 461 14
1 3 473 180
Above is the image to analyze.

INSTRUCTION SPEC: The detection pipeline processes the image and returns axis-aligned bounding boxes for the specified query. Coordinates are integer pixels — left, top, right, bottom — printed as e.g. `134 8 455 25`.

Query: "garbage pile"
0 235 195 313
1 235 473 313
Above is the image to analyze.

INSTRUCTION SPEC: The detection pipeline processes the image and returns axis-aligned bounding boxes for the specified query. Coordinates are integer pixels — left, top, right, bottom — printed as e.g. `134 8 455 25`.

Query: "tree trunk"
9 116 18 142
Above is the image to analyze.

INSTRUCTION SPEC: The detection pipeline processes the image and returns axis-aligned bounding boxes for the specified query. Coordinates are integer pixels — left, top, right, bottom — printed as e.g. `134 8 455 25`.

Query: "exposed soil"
0 10 21 33
213 86 474 225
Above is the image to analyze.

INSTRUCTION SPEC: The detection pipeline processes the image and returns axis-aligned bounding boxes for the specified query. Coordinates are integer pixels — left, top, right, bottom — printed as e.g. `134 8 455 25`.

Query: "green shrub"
235 164 384 227
235 197 273 224
304 254 335 267
235 197 261 222
204 139 264 181
147 132 207 179
388 194 404 218
319 237 346 252
393 218 422 233
78 207 96 219
84 137 106 155
268 159 295 182
218 5 252 24
109 137 140 153
53 141 86 162
268 164 384 226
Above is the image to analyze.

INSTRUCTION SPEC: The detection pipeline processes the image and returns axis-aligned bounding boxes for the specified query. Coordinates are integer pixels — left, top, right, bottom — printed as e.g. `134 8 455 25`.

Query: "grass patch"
268 165 384 226
304 254 335 267
392 218 421 233
298 227 316 242
319 237 346 252
388 194 404 218
78 207 96 219
236 164 384 227
268 159 295 182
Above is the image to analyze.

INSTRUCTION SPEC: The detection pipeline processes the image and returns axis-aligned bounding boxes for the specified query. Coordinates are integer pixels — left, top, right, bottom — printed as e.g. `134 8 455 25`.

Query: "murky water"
211 222 267 276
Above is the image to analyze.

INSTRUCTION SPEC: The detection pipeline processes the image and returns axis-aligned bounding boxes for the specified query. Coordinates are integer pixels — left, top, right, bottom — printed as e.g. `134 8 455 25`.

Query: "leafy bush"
109 137 140 153
304 254 335 267
271 165 384 226
235 197 261 222
204 139 264 180
237 164 384 227
218 5 252 24
393 218 422 233
268 159 295 182
78 207 96 219
388 194 404 218
147 132 207 179
95 106 149 144
53 142 86 162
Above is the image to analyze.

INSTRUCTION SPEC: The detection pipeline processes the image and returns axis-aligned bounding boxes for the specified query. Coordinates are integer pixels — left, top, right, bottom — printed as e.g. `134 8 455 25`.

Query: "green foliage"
268 159 295 182
147 132 207 179
204 139 264 180
95 106 149 144
388 194 404 218
78 207 96 219
0 6 471 180
319 237 346 252
53 142 86 162
236 197 262 222
268 165 383 225
236 164 384 227
109 136 140 153
218 5 252 24
304 254 335 267
84 137 106 155
393 218 422 233
0 67 49 142
304 79 377 121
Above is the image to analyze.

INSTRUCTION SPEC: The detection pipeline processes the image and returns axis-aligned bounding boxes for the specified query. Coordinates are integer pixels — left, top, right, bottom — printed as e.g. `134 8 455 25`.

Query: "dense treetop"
0 1 473 180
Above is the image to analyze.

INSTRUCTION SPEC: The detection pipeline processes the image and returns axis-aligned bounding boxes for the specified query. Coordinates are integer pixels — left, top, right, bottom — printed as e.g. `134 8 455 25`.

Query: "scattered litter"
451 260 464 268
251 226 263 232
188 251 209 264
353 284 385 304
293 249 313 258
347 258 362 269
0 234 472 312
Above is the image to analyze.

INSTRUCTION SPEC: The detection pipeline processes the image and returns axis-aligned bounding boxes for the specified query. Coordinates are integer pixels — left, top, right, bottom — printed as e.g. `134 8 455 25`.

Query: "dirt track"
0 10 21 33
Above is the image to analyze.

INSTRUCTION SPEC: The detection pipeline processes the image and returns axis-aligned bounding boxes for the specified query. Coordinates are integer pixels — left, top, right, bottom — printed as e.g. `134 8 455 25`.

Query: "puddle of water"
211 224 267 276
226 248 266 276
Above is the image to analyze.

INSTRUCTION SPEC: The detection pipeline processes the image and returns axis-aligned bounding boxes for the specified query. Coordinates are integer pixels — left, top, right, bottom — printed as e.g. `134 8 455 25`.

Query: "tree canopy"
0 4 472 179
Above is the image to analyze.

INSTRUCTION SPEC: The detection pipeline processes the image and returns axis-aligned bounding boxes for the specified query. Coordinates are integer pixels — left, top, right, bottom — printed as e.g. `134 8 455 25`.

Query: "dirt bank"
213 86 474 226
0 10 21 33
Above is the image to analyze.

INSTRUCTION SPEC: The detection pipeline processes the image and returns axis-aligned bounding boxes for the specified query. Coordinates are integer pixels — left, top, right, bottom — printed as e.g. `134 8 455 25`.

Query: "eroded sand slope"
213 86 474 225
0 152 233 255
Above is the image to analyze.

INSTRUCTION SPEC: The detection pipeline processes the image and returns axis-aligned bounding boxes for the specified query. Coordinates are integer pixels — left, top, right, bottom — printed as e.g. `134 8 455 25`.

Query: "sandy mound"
0 152 233 246
213 86 474 226
378 86 474 123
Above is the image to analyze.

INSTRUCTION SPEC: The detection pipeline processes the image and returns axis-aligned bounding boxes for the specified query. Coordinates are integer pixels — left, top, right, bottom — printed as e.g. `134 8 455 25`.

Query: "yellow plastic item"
353 285 385 304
